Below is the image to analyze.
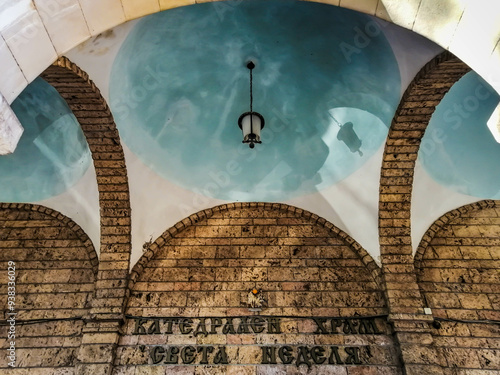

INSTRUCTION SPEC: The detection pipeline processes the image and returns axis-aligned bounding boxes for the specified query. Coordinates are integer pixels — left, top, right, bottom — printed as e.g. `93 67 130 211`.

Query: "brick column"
379 52 470 374
42 57 131 375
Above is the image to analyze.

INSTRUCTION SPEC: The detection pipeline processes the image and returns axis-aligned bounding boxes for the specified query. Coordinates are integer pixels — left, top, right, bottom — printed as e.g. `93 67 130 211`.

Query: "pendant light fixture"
238 61 265 149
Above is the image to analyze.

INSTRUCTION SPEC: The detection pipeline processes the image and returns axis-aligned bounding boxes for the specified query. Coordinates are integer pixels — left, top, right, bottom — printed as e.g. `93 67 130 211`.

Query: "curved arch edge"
414 199 497 269
129 202 382 290
0 202 99 274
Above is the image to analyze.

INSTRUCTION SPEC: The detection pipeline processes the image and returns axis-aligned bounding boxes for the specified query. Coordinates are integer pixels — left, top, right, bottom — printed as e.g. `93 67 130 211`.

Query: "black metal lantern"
238 61 265 149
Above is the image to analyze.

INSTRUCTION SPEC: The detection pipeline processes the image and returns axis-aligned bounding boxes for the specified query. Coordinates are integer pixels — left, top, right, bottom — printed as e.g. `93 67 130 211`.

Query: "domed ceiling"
109 0 400 201
4 0 499 263
0 77 91 202
419 71 500 199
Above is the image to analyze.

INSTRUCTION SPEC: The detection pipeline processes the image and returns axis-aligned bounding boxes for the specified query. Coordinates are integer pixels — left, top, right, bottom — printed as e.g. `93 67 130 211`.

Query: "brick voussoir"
379 52 472 375
42 58 132 332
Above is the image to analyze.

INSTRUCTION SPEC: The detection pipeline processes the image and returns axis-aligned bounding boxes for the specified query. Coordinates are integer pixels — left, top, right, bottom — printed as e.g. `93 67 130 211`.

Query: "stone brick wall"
116 204 401 374
379 51 471 316
0 204 97 373
379 51 472 375
41 57 132 321
41 57 132 374
416 201 500 374
0 49 498 375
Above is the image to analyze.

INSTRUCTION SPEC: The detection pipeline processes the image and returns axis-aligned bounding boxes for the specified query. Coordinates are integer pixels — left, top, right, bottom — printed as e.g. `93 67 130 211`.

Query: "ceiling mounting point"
246 61 255 69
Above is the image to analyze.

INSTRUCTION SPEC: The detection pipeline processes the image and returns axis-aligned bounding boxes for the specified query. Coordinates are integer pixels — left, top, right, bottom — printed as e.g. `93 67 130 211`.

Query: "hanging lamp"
238 61 265 149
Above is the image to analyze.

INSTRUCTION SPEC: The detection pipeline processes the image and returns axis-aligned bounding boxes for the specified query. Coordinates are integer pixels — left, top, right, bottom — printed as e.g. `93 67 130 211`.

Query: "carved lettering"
358 318 380 334
150 346 165 364
151 346 230 365
151 344 366 366
210 318 222 334
222 318 236 334
261 346 277 364
328 346 344 364
198 346 214 364
133 318 148 334
132 316 384 336
278 346 293 364
180 346 196 364
147 319 161 335
251 317 265 333
268 317 281 334
237 317 250 334
344 347 361 365
213 346 229 364
163 318 178 334
313 318 329 334
343 319 357 334
165 346 179 364
194 318 208 337
311 346 326 365
140 316 381 368
131 316 301 335
330 319 343 334
179 318 193 334
296 346 312 368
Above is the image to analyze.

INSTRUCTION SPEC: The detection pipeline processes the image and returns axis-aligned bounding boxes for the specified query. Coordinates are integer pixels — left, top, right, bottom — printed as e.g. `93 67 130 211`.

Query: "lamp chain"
249 66 253 113
249 63 254 142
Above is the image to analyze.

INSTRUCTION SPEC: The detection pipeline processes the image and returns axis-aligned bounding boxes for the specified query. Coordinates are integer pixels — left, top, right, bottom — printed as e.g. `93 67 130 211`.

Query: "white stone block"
375 1 391 22
121 0 160 20
487 103 500 144
413 0 467 49
0 0 33 30
0 9 57 82
376 0 422 30
486 41 500 95
159 0 195 11
0 93 23 155
449 1 500 75
0 35 28 103
78 0 126 36
339 0 379 15
34 0 91 54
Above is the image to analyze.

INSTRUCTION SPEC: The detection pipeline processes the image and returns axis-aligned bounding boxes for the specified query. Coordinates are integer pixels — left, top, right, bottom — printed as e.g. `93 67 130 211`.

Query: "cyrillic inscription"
312 317 381 334
261 346 362 367
134 316 282 336
131 316 387 367
150 346 229 365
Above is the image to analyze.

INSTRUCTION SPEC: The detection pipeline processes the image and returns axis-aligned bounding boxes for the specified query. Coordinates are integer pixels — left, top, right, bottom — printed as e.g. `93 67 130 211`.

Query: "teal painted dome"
0 77 91 202
419 71 500 199
110 0 401 201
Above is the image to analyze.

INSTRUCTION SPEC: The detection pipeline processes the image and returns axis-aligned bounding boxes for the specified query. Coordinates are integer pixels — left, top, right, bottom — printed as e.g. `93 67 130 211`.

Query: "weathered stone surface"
416 203 500 374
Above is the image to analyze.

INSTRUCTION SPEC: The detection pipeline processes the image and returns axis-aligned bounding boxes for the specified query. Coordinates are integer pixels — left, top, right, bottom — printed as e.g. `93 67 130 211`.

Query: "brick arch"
0 202 98 274
379 51 470 268
414 200 496 270
40 56 131 320
39 56 132 374
119 202 398 373
414 200 500 373
130 202 382 289
0 203 98 372
377 51 472 375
